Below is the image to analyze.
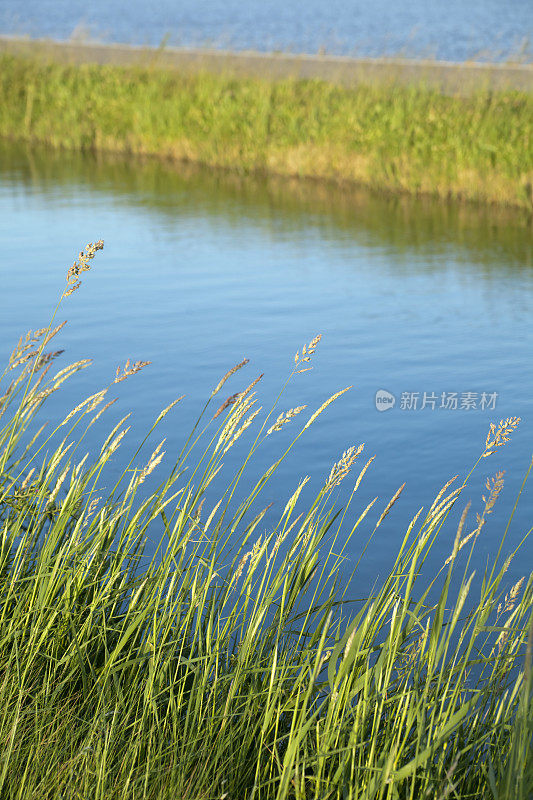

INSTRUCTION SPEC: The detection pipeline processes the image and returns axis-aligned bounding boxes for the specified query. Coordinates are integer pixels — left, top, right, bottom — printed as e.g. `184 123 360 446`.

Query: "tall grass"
0 241 532 799
0 53 532 209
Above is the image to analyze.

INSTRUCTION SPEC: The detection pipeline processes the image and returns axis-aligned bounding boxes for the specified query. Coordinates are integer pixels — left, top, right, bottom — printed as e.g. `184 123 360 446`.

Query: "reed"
0 241 531 798
0 53 532 209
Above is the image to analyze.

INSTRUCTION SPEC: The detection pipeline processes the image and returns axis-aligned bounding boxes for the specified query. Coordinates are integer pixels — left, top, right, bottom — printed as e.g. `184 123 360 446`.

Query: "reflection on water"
6 142 532 274
1 139 532 596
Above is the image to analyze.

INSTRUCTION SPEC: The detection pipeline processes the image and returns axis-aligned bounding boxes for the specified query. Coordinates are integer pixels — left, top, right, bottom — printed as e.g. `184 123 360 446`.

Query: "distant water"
2 0 532 62
1 140 532 599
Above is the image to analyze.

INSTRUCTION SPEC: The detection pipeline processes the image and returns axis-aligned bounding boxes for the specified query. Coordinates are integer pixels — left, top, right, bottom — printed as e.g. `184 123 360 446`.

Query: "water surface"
1 141 532 597
2 0 532 62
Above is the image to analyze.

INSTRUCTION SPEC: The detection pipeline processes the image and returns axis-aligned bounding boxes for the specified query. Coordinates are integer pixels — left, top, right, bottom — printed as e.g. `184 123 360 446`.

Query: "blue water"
2 0 532 62
1 142 532 598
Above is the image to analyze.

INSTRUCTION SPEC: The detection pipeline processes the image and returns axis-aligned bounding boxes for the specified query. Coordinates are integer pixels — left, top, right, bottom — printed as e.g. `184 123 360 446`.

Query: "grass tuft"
0 241 531 798
0 53 532 208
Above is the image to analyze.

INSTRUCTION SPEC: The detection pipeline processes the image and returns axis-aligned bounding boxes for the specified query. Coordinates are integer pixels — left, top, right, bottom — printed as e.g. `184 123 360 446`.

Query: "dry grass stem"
47 465 70 506
213 392 240 420
139 439 166 484
343 627 358 661
100 414 132 454
238 373 264 401
9 349 40 371
25 386 57 411
9 330 35 364
428 476 459 516
481 471 505 516
496 577 525 652
326 443 365 489
501 577 525 616
247 536 263 574
451 529 480 561
42 320 68 346
61 389 108 426
303 386 351 431
7 323 66 367
216 396 257 448
83 496 102 528
154 395 185 424
428 488 462 525
20 468 36 490
272 513 304 556
106 426 131 456
193 498 205 524
34 350 65 371
282 476 310 517
446 472 505 564
355 496 379 528
375 483 406 529
10 347 63 374
87 398 118 429
232 550 252 586
266 406 307 435
483 417 521 457
223 407 262 454
64 281 81 297
352 455 376 493
52 360 92 389
204 499 223 532
114 359 152 384
211 358 249 397
46 442 74 476
213 375 263 421
445 502 472 566
72 454 89 479
294 334 322 367
0 384 14 422
26 362 54 397
64 240 104 296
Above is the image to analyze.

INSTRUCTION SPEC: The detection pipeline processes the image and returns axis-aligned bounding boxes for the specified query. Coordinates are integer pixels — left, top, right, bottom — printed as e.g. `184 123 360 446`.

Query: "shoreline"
0 44 531 210
1 35 533 95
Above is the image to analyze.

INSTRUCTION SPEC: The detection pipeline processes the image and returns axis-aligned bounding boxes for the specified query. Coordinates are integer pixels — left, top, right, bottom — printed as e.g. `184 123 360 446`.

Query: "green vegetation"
0 53 532 208
0 240 531 798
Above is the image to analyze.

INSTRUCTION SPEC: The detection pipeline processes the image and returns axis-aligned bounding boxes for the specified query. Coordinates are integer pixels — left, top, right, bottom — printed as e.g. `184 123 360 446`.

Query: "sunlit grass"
0 241 532 798
0 53 532 208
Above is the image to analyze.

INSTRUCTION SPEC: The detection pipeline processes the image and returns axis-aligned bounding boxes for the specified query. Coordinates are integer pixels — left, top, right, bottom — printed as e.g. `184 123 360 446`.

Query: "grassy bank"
0 52 532 208
0 239 532 799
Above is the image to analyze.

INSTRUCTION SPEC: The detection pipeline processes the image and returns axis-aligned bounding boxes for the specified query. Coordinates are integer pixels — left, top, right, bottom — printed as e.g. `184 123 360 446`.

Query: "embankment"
0 37 531 208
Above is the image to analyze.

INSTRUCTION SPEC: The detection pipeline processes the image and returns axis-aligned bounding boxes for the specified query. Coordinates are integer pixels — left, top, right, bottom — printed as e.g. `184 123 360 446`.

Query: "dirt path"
1 36 532 94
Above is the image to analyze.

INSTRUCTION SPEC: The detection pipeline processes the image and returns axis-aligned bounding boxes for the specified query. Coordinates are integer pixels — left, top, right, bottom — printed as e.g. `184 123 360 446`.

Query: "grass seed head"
483 416 521 457
481 471 505 515
155 395 185 424
326 443 365 489
267 405 307 435
213 392 241 420
114 359 152 383
64 239 104 296
303 386 351 431
223 407 262 454
294 333 322 368
48 464 70 506
87 398 118 429
139 439 166 484
211 358 249 397
375 483 406 529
